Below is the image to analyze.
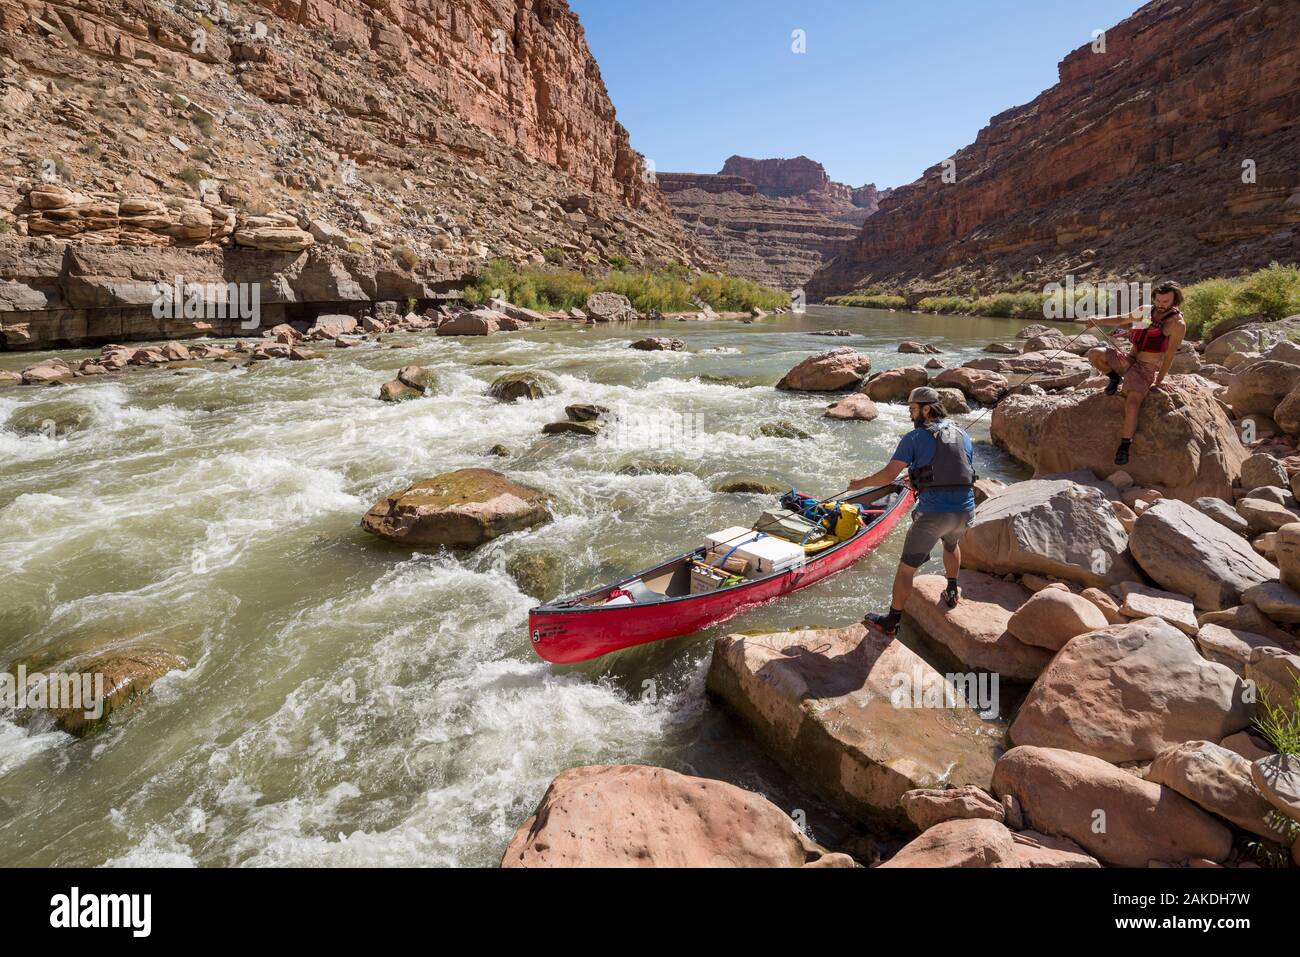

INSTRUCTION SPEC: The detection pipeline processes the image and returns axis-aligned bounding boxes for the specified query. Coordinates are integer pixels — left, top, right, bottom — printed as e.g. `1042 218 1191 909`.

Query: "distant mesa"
658 156 891 289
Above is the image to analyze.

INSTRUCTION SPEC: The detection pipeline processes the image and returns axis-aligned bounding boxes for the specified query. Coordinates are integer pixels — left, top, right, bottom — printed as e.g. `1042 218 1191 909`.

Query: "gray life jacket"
908 421 976 492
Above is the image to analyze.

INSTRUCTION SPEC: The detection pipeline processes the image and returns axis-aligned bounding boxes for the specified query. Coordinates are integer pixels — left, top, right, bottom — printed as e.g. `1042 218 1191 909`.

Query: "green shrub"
1228 262 1300 323
1184 277 1242 338
916 296 977 315
827 293 907 310
543 247 565 264
607 253 630 270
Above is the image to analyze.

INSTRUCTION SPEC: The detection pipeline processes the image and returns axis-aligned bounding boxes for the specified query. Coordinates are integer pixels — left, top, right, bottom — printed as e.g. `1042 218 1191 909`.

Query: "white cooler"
734 534 805 575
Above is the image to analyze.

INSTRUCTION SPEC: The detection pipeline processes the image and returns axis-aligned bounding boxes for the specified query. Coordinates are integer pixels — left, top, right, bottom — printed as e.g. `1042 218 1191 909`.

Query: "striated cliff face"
660 157 886 289
0 0 712 349
808 0 1300 301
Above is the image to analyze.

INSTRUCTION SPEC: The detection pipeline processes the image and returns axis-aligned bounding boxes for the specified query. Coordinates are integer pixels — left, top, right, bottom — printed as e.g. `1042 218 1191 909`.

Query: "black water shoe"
944 580 961 608
864 611 900 636
1114 440 1131 466
1104 371 1121 396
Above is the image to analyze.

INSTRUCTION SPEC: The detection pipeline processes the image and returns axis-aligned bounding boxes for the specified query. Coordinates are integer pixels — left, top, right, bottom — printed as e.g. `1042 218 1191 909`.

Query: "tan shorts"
1103 347 1158 399
901 510 974 569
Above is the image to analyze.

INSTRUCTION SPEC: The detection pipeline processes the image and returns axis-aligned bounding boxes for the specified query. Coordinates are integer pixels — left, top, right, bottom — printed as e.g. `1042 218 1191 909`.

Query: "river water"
0 305 1066 866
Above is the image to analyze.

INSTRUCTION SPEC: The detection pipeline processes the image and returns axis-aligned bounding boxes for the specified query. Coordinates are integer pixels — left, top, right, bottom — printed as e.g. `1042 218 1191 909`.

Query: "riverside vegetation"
827 263 1300 336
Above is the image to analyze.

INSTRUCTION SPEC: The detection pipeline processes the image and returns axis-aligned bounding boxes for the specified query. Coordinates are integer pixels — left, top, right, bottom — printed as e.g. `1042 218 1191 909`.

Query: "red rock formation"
659 157 886 288
808 0 1300 300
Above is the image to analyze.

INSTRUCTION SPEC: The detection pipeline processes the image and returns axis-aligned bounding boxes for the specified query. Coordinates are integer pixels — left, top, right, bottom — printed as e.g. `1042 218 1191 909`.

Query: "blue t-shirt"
892 425 977 513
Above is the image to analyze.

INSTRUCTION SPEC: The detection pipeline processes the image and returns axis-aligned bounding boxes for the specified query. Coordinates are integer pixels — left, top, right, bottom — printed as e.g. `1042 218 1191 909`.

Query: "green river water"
0 305 1069 866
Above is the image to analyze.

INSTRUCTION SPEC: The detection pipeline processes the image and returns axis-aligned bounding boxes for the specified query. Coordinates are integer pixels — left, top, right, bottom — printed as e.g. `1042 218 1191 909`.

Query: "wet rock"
485 444 512 457
757 421 812 440
379 379 424 402
1009 618 1249 762
898 341 941 355
501 765 848 868
776 348 872 392
707 624 999 828
904 572 1051 680
1148 741 1282 840
984 342 1019 354
488 371 559 403
713 477 784 495
506 551 563 600
289 347 320 361
543 420 601 436
397 366 436 391
1129 499 1278 610
961 479 1140 588
992 746 1233 867
564 404 608 422
20 359 73 385
630 337 685 351
361 469 549 550
936 387 970 414
824 394 879 421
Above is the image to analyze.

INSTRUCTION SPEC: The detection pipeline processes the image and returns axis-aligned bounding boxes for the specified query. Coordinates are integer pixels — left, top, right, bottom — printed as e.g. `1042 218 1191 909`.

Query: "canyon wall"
807 0 1300 301
0 0 713 349
661 157 885 289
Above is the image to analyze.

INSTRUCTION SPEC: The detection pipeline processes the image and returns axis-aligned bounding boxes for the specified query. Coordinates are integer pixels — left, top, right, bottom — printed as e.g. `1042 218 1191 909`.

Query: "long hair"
1154 280 1184 308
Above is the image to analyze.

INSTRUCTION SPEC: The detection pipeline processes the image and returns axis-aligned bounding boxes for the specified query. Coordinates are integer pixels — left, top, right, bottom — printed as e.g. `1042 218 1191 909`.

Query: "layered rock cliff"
808 0 1300 301
660 156 886 289
0 0 713 349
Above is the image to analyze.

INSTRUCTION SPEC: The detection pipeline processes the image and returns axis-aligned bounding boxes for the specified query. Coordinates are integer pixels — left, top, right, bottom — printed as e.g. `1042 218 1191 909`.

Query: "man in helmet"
847 386 977 636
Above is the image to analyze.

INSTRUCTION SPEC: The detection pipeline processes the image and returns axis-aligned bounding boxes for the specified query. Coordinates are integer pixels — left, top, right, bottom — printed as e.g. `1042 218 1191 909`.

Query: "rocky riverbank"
501 312 1300 868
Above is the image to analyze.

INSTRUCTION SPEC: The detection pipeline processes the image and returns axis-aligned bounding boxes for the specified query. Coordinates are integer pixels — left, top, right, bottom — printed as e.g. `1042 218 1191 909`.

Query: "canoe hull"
529 488 916 664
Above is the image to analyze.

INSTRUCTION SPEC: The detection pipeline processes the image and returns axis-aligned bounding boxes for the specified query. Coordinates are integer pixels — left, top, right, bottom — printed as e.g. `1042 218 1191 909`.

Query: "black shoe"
863 612 899 636
1114 442 1131 466
1104 371 1121 396
944 584 960 608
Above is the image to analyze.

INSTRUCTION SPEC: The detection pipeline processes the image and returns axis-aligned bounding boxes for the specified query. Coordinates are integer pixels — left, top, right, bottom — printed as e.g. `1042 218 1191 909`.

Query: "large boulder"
500 765 850 868
878 819 1019 868
1129 499 1279 610
1009 619 1249 762
903 572 1052 680
361 469 550 549
1250 754 1300 825
1007 587 1110 652
994 377 1245 502
776 348 872 391
1195 623 1285 676
824 394 879 421
992 746 1234 867
1147 741 1283 840
487 371 560 403
437 311 500 336
899 785 1004 832
960 479 1141 589
706 625 999 829
933 366 1008 404
584 292 636 322
863 365 928 402
1223 359 1300 416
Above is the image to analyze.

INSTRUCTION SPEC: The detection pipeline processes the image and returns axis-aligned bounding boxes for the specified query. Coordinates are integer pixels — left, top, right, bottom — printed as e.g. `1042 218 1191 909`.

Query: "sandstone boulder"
904 572 1050 680
713 477 784 495
1009 618 1249 762
1129 499 1278 610
992 746 1233 867
960 479 1141 589
824 394 879 421
1224 359 1300 416
501 765 846 868
899 785 1004 832
1147 741 1282 840
1250 753 1300 824
1277 522 1300 591
878 819 1019 868
1118 582 1199 636
776 348 872 391
706 625 999 828
487 371 560 402
437 312 500 336
584 292 635 322
1194 623 1283 676
361 469 549 549
1192 496 1251 535
863 365 928 402
1237 496 1300 535
933 366 1008 404
1007 587 1110 652
631 337 685 352
996 377 1245 502
899 340 941 355
1241 453 1289 491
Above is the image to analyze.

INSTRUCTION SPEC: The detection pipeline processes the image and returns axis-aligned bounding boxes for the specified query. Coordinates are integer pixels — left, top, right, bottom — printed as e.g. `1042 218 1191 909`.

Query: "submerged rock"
543 420 601 436
501 765 851 868
488 371 559 403
713 476 785 495
824 394 879 421
361 468 549 549
706 624 1000 829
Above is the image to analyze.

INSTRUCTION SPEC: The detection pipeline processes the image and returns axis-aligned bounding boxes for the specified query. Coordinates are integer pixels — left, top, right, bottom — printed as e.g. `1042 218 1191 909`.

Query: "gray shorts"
901 510 975 569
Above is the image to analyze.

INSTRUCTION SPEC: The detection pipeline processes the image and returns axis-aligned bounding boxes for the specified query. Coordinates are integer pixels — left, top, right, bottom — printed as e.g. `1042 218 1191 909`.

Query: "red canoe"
529 484 916 664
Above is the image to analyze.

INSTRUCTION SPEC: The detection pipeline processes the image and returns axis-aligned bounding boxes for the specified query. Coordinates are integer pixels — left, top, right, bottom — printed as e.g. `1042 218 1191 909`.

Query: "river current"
0 306 1069 866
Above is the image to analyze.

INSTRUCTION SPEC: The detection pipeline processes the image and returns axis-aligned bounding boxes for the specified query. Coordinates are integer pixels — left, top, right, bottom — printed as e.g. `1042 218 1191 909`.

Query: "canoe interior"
539 485 906 612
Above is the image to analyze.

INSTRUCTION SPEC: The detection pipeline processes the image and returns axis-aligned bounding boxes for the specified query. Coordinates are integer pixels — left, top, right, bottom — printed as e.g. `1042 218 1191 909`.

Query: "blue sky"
569 0 1142 189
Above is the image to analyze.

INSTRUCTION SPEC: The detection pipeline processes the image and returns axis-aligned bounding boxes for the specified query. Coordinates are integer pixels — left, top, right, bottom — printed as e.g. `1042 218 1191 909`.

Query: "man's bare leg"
891 562 918 612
